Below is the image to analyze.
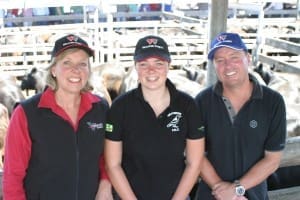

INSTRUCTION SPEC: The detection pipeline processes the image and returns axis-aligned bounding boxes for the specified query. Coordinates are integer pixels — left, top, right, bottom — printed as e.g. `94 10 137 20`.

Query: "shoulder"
261 85 285 102
20 93 42 107
113 89 135 103
195 86 214 101
176 90 195 102
109 89 136 110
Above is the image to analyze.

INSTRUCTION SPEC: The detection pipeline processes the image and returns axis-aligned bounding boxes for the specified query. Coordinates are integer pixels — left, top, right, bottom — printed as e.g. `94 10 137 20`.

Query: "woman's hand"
95 179 113 200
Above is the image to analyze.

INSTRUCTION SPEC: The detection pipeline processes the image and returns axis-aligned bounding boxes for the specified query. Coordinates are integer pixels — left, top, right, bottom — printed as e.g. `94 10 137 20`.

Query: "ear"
51 67 56 77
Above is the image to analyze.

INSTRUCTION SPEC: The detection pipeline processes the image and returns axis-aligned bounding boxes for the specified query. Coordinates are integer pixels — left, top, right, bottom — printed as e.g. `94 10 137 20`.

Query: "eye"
156 61 164 65
215 58 225 64
63 60 70 65
79 62 88 68
137 62 148 68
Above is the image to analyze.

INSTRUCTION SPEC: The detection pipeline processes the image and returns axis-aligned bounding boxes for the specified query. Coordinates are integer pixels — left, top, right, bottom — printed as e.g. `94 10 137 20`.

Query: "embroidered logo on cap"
66 35 78 42
146 38 158 45
63 35 81 47
216 34 227 42
213 34 234 48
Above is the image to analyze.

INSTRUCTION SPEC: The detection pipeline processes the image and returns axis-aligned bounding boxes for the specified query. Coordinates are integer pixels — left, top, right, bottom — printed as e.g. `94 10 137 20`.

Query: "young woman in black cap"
3 34 113 200
105 35 205 199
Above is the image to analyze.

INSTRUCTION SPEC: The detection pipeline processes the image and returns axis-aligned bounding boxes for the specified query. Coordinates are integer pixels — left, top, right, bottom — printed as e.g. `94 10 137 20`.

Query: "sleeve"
265 93 286 151
99 154 109 180
186 97 205 139
3 105 32 200
105 98 125 141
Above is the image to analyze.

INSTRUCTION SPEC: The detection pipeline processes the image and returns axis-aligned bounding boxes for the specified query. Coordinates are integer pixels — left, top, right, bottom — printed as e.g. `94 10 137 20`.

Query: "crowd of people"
1 6 94 27
1 3 173 28
2 30 287 199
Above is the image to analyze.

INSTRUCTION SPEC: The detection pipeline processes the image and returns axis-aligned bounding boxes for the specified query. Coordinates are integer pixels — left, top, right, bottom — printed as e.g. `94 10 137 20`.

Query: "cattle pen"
1 1 300 199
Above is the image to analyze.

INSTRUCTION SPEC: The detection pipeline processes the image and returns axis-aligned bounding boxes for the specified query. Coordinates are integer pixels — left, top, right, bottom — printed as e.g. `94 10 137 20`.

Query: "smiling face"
213 47 250 89
135 57 169 92
51 49 90 95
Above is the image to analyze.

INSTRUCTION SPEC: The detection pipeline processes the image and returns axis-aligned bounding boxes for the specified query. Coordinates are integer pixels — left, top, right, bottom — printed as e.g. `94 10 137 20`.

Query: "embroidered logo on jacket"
166 112 182 132
106 123 113 132
87 122 103 131
249 120 258 128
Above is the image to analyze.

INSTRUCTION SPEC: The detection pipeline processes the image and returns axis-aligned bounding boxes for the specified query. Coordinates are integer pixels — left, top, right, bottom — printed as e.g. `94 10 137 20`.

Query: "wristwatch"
234 180 245 196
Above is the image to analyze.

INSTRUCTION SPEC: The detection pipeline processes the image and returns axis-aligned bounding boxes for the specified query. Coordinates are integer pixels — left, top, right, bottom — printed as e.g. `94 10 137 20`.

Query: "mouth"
225 71 237 76
146 76 159 82
68 77 81 83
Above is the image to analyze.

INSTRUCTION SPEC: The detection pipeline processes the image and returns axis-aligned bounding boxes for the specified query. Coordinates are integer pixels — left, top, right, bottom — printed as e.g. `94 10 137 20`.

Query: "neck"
55 91 81 109
223 81 253 114
142 86 168 102
142 86 170 117
223 78 252 99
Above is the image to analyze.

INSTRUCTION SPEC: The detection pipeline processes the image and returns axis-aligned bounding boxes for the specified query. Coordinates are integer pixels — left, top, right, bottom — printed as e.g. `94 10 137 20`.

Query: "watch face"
236 186 245 196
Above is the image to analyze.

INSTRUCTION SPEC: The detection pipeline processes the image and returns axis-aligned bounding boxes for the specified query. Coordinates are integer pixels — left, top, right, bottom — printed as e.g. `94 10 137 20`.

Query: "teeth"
226 71 236 76
146 77 158 81
69 78 81 82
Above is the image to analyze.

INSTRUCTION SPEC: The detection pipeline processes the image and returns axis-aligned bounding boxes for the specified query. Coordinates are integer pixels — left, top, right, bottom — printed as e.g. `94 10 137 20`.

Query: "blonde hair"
45 48 93 92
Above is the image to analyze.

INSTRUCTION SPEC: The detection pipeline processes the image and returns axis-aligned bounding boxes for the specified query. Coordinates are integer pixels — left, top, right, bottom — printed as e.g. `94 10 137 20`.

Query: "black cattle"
267 165 300 190
21 67 46 96
253 63 274 85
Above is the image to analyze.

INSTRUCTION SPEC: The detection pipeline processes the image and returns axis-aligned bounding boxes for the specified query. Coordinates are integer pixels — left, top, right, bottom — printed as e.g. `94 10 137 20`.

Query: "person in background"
105 35 205 200
32 7 49 25
3 34 113 200
194 32 286 200
22 8 33 27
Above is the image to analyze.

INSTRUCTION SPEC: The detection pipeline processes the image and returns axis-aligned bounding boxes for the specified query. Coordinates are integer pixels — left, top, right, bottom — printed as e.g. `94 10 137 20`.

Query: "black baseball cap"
51 34 94 58
134 35 171 62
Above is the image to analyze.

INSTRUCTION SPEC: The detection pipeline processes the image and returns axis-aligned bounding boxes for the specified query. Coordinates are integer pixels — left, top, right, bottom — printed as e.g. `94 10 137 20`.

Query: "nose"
72 65 81 71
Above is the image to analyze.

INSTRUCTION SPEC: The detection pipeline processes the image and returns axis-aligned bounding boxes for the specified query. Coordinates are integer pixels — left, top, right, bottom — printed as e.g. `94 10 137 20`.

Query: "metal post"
252 2 265 67
297 0 300 20
206 0 228 87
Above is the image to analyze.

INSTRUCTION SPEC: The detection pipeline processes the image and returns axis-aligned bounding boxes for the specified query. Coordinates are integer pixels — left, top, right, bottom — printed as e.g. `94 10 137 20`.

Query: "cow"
253 63 274 85
268 165 300 191
0 76 25 117
92 63 126 101
20 67 46 96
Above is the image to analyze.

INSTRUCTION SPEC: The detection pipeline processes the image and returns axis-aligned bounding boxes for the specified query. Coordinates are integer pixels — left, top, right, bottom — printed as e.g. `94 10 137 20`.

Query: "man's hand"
211 181 235 200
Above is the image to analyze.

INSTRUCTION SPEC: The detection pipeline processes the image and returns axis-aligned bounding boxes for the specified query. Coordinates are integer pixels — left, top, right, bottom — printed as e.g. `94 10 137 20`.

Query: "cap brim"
134 51 171 62
208 45 245 60
54 44 94 58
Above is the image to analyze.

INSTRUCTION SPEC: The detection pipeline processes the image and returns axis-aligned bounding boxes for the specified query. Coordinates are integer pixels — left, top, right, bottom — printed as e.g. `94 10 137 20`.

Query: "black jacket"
21 93 107 200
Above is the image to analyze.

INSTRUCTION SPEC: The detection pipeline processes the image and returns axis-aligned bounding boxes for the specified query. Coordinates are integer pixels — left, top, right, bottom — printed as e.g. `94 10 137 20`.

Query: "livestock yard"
1 0 300 199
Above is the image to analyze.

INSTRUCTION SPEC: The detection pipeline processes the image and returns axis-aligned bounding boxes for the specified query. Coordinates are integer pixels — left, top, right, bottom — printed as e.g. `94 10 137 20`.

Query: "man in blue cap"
194 32 286 200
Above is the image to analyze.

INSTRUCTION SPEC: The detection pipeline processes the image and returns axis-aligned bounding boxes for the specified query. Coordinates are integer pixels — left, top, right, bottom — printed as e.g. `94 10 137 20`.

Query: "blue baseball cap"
207 32 248 60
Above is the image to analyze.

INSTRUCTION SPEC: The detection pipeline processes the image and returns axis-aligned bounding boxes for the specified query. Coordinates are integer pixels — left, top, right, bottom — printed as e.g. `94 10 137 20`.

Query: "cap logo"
142 38 163 50
66 35 78 42
146 38 158 45
217 34 227 42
